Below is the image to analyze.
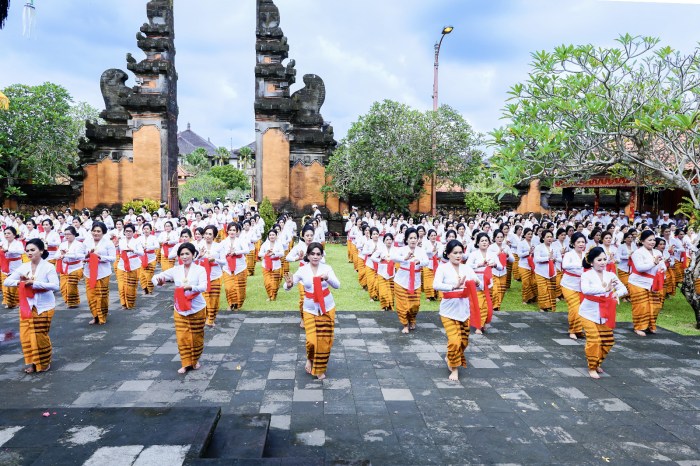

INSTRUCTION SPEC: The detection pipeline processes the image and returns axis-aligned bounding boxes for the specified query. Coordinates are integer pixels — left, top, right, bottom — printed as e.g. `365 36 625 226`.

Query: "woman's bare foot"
24 365 36 374
569 333 578 340
193 363 201 370
648 329 657 334
88 318 97 325
316 373 326 380
177 367 187 374
596 367 604 374
299 320 305 328
409 324 416 330
448 368 459 381
634 330 646 337
401 326 409 334
474 328 483 335
305 360 312 374
588 369 600 379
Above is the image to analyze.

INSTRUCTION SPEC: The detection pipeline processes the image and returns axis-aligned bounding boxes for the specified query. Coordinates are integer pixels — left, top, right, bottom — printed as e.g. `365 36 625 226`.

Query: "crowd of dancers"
1 203 697 380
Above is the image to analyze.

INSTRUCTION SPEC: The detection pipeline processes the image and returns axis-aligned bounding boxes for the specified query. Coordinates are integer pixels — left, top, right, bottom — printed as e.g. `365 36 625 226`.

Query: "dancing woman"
3 239 60 373
1 227 24 309
628 230 666 336
561 232 586 339
55 226 86 308
152 243 208 374
221 222 250 311
259 228 285 301
390 227 429 334
371 233 396 311
283 242 340 380
83 222 116 325
579 246 628 379
432 240 481 381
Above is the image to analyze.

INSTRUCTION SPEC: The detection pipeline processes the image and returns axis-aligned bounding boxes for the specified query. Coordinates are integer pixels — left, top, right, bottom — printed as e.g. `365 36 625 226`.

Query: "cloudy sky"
1 0 699 150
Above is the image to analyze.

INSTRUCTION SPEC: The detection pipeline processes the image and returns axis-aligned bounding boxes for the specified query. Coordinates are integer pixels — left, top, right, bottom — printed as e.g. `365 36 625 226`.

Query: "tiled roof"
177 123 218 156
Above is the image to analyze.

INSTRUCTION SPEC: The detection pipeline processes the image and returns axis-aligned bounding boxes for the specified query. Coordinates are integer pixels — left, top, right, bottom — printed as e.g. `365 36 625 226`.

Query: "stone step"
188 458 369 465
201 414 271 460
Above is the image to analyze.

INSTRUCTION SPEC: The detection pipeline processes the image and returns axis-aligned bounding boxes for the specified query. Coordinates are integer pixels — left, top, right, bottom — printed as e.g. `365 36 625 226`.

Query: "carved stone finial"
99 69 132 121
257 0 283 37
291 74 326 126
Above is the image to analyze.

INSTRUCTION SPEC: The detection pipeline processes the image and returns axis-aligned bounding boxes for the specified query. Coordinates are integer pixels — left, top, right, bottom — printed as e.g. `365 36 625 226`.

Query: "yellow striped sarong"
204 277 222 326
422 267 438 300
173 308 205 368
1 272 19 308
492 274 507 310
561 287 583 334
366 268 379 300
512 254 521 281
117 269 139 309
377 275 394 310
86 276 110 324
441 316 469 368
519 267 537 303
139 261 156 294
60 269 83 307
246 250 256 276
629 283 654 332
223 271 248 309
303 308 336 376
506 261 514 288
20 308 55 371
536 274 557 310
263 268 282 300
580 318 614 371
394 283 420 327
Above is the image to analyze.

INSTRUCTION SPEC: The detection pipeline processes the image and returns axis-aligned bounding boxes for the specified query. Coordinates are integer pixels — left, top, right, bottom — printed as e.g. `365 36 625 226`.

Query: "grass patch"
222 244 700 335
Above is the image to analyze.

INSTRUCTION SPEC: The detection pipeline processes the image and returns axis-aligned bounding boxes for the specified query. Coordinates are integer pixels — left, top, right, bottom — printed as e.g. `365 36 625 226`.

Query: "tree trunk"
681 249 700 329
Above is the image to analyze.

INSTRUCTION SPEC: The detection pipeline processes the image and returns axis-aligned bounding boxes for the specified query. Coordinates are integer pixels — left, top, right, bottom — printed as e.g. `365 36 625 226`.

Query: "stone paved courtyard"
1 282 700 465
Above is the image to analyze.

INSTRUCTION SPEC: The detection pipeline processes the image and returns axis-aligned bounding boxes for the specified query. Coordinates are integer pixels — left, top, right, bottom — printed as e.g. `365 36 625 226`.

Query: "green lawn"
222 244 700 336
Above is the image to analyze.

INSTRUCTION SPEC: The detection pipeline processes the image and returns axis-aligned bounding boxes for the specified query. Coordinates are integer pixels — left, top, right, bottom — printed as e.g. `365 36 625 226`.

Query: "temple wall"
289 161 326 211
516 179 544 214
261 128 290 205
408 176 434 213
73 125 162 209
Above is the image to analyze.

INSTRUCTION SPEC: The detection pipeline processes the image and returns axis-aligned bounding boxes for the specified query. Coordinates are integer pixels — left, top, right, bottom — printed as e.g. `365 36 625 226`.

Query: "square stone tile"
293 389 323 402
117 380 154 392
530 426 577 444
381 389 414 401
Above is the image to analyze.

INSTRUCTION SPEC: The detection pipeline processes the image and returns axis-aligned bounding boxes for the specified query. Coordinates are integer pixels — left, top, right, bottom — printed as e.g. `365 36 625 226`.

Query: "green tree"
179 175 228 206
209 165 249 190
238 146 253 170
184 148 210 175
490 34 700 327
0 82 87 199
214 146 230 166
325 100 483 211
258 197 277 237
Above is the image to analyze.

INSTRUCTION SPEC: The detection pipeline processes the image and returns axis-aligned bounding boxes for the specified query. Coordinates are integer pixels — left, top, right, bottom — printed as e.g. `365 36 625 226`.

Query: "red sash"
380 260 394 278
38 225 44 233
226 254 243 273
548 259 555 277
479 267 494 324
18 282 37 320
629 258 664 292
47 246 58 252
88 253 100 289
373 260 379 272
582 293 617 329
498 252 507 268
0 250 8 274
55 259 65 275
141 250 155 268
443 280 481 328
163 243 172 259
400 262 418 294
605 262 617 273
563 270 580 278
680 251 688 269
120 250 132 272
174 287 200 312
198 259 213 292
304 276 330 315
263 253 273 271
526 255 535 270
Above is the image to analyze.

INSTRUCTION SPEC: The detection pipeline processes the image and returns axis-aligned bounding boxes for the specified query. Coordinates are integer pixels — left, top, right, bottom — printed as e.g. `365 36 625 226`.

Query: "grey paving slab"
0 279 699 465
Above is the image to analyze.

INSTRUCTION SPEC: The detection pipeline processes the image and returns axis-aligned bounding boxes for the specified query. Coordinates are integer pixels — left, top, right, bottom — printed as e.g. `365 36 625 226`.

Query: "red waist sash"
442 280 481 327
475 267 494 324
18 284 46 320
563 270 581 278
526 255 535 270
88 253 100 289
498 252 507 268
582 293 617 329
174 287 200 313
400 262 419 294
304 277 331 315
197 258 213 292
263 253 274 271
226 254 244 273
630 258 664 292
